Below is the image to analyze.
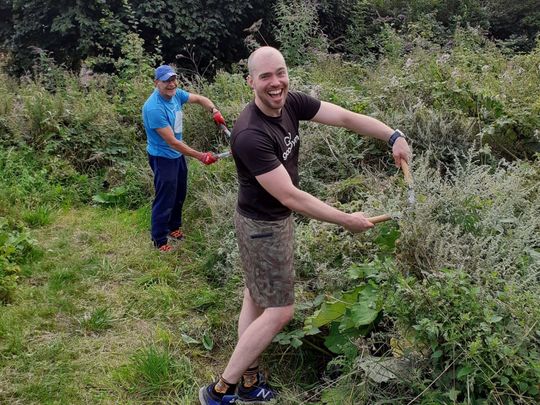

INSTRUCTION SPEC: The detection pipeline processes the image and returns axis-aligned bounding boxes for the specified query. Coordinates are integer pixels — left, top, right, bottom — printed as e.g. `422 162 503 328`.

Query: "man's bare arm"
256 164 373 233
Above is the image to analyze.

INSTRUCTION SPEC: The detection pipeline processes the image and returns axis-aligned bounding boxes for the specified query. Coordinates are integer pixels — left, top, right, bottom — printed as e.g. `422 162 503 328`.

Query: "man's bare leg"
237 288 265 369
221 301 294 384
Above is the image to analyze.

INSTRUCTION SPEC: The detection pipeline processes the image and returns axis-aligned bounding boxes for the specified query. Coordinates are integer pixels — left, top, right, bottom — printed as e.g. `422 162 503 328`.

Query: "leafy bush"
388 157 539 397
0 218 38 303
0 147 96 213
273 148 539 403
359 27 540 160
2 0 274 76
274 0 328 66
387 267 540 402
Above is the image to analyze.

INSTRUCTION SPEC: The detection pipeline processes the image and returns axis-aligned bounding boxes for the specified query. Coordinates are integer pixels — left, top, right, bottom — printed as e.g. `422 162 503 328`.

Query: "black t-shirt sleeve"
287 92 321 121
233 129 281 177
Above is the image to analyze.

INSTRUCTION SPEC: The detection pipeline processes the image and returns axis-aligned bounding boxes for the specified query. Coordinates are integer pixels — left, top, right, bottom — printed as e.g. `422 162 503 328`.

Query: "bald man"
199 47 411 404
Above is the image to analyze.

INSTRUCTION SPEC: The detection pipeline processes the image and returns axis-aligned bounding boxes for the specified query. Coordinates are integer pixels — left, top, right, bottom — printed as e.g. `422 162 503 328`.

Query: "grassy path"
0 206 243 404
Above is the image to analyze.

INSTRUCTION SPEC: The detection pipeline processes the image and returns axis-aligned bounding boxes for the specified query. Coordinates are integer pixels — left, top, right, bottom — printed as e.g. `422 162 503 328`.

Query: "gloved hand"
200 152 218 165
212 110 226 126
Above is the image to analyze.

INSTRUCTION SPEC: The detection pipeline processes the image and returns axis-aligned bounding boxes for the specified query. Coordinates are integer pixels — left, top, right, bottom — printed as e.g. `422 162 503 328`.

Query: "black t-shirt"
231 92 321 220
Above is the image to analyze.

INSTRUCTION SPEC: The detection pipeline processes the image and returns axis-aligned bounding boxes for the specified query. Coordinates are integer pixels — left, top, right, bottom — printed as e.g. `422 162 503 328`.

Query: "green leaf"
519 382 529 393
431 350 443 359
348 283 380 327
324 322 351 354
92 193 109 203
290 337 303 348
180 333 199 345
457 365 474 380
349 303 379 327
310 287 362 328
488 315 503 323
202 333 214 351
303 325 321 336
310 301 347 328
446 388 460 401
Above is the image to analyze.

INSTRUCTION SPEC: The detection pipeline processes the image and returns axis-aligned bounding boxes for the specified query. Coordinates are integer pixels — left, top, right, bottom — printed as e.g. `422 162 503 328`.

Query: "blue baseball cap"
155 65 177 81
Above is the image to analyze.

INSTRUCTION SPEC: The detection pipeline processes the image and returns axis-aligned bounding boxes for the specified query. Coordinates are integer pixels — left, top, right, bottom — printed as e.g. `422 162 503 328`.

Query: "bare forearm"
188 94 216 112
342 114 393 142
312 102 411 165
313 102 393 142
282 188 353 228
168 139 204 160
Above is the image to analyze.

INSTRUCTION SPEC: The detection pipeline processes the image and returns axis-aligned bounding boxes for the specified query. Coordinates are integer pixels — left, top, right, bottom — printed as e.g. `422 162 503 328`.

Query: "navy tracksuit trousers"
148 154 188 247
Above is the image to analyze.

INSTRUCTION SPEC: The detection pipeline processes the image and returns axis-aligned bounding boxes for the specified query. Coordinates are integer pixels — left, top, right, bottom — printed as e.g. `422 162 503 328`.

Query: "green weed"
117 345 196 397
22 206 52 228
48 268 80 292
80 307 113 333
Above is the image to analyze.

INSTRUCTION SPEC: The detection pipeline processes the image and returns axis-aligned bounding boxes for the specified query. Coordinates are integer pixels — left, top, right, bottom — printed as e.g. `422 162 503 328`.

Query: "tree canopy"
1 0 539 76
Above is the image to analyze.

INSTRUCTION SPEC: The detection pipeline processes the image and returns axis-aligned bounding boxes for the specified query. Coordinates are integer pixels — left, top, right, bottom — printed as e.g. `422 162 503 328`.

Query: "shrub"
380 153 539 401
274 0 328 66
359 27 540 161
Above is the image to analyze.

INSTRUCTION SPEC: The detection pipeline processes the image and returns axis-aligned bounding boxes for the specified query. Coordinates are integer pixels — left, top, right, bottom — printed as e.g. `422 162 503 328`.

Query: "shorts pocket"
250 232 274 239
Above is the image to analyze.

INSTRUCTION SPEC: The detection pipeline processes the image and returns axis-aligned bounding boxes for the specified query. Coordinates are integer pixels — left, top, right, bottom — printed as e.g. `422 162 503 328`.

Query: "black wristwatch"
388 129 404 146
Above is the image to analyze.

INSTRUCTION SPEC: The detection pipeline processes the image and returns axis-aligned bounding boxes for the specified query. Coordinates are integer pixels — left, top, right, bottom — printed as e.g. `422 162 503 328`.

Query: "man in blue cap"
142 64 227 251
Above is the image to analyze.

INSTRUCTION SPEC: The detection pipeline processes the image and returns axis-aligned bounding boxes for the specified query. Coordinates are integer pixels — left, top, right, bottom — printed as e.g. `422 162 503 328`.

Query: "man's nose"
270 75 280 86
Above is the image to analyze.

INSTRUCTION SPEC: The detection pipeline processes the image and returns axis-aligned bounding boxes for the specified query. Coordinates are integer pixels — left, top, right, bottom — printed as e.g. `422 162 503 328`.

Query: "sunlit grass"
0 206 236 403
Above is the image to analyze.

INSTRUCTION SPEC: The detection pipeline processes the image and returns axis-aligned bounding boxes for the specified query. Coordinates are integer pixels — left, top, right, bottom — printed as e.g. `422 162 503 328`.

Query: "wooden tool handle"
367 214 393 224
401 161 413 185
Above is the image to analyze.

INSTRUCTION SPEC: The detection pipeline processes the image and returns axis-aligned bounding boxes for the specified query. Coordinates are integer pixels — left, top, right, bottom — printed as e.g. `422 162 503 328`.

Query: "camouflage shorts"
235 212 294 308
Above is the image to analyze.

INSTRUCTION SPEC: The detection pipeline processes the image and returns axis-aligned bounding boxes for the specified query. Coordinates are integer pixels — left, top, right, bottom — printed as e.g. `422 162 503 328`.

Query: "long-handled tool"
215 124 232 159
367 160 415 224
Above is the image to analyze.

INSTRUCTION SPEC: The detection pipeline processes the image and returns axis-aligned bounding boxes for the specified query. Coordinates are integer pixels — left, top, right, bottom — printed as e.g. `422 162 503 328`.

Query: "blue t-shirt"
142 88 190 158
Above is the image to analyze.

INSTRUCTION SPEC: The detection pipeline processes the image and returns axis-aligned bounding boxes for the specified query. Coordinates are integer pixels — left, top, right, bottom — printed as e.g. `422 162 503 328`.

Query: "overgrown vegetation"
0 3 539 404
1 0 539 76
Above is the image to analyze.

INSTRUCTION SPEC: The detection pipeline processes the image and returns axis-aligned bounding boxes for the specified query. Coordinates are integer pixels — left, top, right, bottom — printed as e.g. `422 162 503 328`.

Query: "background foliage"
1 1 539 403
1 0 540 76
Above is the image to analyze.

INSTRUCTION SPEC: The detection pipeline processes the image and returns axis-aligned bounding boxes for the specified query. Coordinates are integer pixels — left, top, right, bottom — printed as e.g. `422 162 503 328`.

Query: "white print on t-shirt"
174 110 183 134
282 132 299 160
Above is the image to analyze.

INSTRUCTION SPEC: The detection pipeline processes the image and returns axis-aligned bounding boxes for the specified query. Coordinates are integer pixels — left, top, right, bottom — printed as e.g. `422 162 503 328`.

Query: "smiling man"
198 47 411 404
142 65 226 251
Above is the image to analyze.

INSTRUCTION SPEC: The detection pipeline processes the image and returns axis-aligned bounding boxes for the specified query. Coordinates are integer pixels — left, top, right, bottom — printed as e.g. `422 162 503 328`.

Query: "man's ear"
246 75 253 89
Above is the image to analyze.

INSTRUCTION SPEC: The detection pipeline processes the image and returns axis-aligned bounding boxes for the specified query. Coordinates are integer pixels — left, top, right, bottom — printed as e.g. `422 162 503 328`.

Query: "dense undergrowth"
1 25 539 404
